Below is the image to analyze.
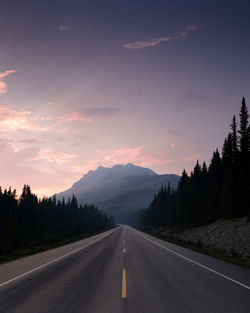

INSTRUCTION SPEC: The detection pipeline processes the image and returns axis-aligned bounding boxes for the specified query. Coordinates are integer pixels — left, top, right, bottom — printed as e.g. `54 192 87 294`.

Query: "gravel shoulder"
151 217 250 267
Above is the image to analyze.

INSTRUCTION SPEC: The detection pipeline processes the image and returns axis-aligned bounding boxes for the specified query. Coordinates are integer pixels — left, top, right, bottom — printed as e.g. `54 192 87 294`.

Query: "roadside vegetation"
139 98 250 265
140 97 250 228
0 186 115 262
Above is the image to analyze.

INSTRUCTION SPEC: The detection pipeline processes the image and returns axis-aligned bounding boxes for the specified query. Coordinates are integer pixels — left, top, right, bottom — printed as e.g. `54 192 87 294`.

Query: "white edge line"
0 228 116 288
133 228 250 291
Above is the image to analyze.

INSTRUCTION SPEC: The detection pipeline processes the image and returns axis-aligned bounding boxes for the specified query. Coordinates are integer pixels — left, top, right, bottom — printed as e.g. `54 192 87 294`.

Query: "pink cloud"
83 107 120 117
177 24 198 40
71 164 91 174
103 146 144 163
102 146 174 167
123 37 173 49
59 112 92 123
0 81 7 95
123 24 198 49
78 146 200 175
58 25 69 31
182 156 199 162
0 141 80 198
170 143 176 148
0 104 50 132
0 70 16 80
28 148 76 165
58 108 119 124
71 146 145 175
0 69 16 94
19 138 47 145
71 146 175 175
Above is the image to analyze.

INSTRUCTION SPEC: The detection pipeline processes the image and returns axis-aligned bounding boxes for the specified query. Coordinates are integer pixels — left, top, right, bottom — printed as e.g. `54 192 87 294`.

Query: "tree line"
140 97 250 228
0 185 115 258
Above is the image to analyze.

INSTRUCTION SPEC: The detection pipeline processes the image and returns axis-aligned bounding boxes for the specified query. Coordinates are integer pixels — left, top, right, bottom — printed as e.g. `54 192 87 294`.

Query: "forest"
140 97 250 228
0 185 115 259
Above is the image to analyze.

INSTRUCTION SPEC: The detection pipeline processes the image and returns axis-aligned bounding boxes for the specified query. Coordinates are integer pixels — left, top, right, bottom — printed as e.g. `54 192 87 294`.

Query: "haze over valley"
56 163 180 223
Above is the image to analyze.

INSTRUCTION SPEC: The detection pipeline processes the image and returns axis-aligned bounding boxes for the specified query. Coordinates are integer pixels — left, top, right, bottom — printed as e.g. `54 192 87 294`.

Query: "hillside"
56 164 180 223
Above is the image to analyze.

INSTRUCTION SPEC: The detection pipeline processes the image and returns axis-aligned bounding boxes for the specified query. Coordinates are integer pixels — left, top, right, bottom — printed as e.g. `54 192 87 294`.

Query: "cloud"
58 107 119 123
0 69 16 94
83 107 120 117
74 146 175 174
58 25 68 31
0 141 80 198
71 148 145 175
103 146 144 163
19 138 47 145
182 156 198 162
123 24 198 49
0 141 39 169
0 70 16 80
0 81 7 95
123 37 173 50
101 146 175 167
177 24 198 40
170 143 176 148
59 112 92 123
0 104 50 132
0 137 13 144
28 148 76 165
86 146 199 172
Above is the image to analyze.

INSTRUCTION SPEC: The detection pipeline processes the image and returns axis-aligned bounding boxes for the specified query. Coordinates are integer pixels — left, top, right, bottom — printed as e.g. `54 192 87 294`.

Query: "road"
0 225 249 313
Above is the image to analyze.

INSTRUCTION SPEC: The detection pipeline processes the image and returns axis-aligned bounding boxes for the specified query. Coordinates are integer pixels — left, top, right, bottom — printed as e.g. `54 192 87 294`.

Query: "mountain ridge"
56 163 180 223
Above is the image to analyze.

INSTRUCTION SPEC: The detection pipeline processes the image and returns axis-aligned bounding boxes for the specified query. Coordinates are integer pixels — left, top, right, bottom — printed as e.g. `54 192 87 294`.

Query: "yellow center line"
122 268 127 298
123 247 126 253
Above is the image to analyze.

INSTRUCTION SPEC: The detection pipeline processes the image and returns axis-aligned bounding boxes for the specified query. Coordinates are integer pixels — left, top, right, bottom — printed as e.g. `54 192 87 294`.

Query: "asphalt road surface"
0 225 249 313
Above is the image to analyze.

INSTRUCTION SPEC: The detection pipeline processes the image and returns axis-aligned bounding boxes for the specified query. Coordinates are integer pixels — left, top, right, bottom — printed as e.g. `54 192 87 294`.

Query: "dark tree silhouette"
0 187 115 258
140 97 250 228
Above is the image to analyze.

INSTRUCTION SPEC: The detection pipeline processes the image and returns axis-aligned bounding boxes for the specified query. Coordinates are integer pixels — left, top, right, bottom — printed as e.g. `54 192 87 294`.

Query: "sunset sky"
0 0 250 197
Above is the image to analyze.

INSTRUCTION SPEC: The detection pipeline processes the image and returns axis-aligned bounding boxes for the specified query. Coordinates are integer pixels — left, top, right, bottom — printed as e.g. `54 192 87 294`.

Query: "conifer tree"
230 115 239 166
140 98 250 228
0 186 115 258
178 170 189 191
237 97 249 215
238 97 249 158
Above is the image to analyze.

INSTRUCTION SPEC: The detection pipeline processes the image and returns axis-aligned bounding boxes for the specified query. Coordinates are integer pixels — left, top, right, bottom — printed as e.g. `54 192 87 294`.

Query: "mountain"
56 163 180 224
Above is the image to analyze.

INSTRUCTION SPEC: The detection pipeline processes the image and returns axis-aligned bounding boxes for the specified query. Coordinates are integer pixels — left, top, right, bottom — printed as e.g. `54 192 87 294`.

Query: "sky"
0 0 250 197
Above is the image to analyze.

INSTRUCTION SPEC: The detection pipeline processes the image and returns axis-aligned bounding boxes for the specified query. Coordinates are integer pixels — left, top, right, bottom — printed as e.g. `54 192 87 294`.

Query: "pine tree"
220 133 237 218
248 123 250 173
237 97 249 215
178 169 189 191
140 98 250 229
238 97 249 158
230 115 239 165
248 124 250 154
193 160 201 177
201 162 208 176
